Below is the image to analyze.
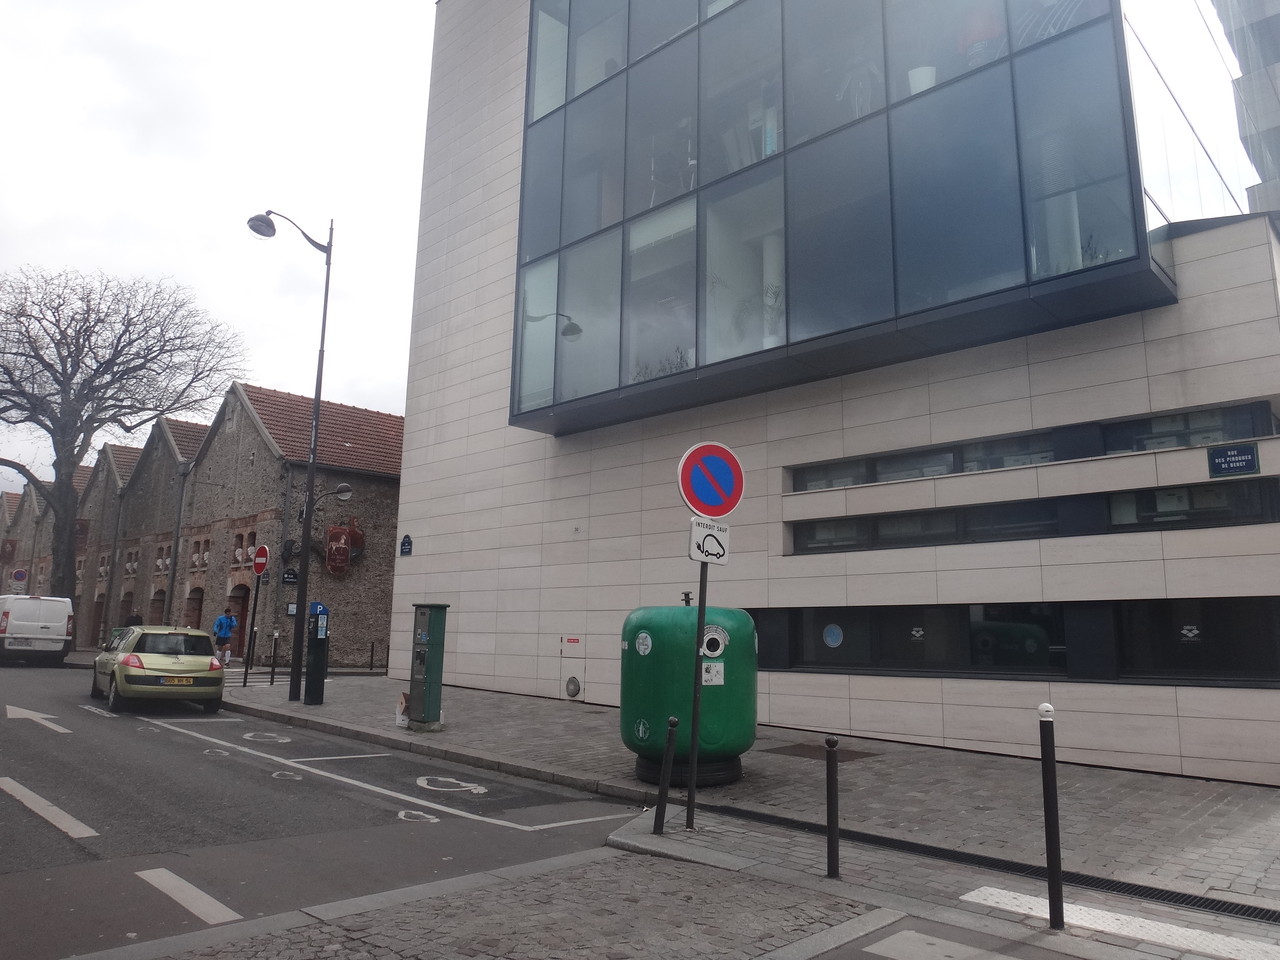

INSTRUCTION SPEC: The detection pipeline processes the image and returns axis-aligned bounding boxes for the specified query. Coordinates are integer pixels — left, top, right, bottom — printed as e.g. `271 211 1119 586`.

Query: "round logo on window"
635 631 653 656
822 624 844 649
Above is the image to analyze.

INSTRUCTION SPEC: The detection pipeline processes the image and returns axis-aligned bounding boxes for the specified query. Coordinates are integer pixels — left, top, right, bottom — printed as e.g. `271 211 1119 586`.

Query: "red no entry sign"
252 545 270 576
677 442 744 519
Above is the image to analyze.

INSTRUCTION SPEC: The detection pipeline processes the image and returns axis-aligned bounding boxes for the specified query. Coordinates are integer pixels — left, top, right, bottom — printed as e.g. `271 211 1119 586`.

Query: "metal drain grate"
760 743 880 763
699 804 1280 925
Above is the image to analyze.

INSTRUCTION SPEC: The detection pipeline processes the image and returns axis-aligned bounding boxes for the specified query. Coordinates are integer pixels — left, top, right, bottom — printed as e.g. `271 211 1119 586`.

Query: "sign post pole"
243 546 270 687
676 441 744 830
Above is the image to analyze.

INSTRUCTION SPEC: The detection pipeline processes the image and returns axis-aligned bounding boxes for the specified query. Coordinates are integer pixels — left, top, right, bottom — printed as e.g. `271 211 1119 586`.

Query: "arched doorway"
148 590 165 625
228 586 251 658
184 588 205 631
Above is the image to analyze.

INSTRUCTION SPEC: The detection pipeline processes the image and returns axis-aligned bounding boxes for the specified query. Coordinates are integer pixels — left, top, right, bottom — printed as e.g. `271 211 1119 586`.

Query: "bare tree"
0 266 245 602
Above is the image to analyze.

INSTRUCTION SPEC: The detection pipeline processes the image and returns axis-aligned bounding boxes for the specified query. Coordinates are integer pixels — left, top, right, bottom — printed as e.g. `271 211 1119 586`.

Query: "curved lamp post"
247 209 333 704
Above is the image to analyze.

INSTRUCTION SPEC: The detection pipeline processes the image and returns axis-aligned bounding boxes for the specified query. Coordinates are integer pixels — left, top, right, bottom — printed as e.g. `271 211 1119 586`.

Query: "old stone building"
3 382 403 668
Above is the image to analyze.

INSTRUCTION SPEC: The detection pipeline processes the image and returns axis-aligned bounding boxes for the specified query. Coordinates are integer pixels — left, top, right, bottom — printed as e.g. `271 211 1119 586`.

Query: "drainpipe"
100 487 125 645
163 462 192 625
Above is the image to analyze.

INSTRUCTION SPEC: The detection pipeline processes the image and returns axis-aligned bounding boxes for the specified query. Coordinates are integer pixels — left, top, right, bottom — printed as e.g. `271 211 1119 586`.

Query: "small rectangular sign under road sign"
690 517 730 565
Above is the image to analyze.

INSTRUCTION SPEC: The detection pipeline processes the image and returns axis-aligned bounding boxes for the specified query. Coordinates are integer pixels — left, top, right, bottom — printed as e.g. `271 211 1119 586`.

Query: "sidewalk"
66 653 1280 955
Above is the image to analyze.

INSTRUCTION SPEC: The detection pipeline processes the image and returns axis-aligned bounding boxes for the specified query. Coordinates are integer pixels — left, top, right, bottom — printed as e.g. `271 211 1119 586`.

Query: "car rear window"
135 633 213 656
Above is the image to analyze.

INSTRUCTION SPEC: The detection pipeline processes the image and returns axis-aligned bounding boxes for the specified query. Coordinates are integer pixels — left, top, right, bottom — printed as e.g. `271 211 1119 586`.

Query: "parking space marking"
962 887 1280 960
136 868 242 925
151 720 633 832
0 776 99 838
294 753 392 762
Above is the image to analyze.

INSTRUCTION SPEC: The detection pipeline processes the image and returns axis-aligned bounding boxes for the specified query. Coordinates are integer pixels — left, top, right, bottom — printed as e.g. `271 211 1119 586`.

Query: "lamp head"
335 482 354 502
560 317 583 342
247 213 276 238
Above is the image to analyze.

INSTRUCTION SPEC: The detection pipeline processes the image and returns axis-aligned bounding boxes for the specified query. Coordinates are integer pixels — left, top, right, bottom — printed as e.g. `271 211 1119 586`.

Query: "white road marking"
79 704 117 718
160 717 244 723
294 753 391 762
135 868 242 925
6 705 72 733
151 719 628 832
866 930 1006 959
528 812 637 830
0 777 98 838
962 886 1280 960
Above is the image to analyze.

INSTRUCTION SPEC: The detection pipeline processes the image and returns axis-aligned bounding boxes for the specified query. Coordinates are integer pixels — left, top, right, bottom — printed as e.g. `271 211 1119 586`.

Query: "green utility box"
409 603 448 730
620 605 757 786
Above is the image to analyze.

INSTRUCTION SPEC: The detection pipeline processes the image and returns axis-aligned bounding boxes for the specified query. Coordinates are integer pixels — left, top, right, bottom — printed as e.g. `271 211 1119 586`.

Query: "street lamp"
247 209 333 703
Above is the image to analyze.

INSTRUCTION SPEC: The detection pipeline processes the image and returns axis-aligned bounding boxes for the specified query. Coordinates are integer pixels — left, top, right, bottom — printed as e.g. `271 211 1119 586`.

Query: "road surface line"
962 886 1280 959
292 753 392 761
136 868 242 924
0 777 98 838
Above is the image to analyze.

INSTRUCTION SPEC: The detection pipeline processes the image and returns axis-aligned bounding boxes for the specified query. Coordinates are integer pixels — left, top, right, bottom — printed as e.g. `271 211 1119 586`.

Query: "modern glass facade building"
394 0 1280 784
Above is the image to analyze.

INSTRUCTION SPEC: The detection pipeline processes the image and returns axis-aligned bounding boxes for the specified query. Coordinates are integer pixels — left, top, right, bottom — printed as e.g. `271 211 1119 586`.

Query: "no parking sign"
677 442 744 520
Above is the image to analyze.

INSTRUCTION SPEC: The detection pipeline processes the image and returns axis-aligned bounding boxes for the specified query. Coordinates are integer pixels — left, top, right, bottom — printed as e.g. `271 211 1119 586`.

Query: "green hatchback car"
90 626 225 714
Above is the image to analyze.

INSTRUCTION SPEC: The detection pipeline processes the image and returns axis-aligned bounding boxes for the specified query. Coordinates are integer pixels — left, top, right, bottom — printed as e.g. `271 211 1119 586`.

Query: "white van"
0 595 74 665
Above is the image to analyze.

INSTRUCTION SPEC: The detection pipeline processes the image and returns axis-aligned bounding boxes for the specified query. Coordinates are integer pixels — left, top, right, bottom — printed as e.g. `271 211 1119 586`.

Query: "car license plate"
161 676 194 685
8 638 32 648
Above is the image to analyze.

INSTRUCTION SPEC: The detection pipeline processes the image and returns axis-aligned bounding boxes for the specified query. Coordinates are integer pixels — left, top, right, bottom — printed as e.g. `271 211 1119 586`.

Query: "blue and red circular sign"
678 442 744 519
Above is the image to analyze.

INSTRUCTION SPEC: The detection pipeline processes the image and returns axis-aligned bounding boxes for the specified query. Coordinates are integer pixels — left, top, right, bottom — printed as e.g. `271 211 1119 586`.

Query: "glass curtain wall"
515 0 1155 414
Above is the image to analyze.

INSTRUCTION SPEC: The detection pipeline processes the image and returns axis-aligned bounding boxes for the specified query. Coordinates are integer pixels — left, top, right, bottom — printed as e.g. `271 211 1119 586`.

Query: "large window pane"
556 231 622 401
528 0 570 122
630 0 697 61
699 0 783 183
702 160 785 363
1015 22 1135 280
515 257 559 412
891 66 1024 313
520 112 564 264
969 603 1064 671
562 75 626 245
1119 597 1280 679
568 0 627 98
784 0 885 146
625 34 697 217
1009 0 1109 51
878 605 969 667
787 118 893 342
886 0 1007 102
625 200 696 385
800 608 872 667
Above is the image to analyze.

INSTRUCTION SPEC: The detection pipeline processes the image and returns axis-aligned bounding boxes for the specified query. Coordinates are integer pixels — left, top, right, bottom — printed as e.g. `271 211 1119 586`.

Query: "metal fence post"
653 717 680 835
1039 702 1065 930
825 735 840 878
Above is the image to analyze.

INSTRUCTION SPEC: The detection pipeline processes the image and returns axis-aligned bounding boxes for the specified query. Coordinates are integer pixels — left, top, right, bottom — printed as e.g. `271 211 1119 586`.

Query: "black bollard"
825 735 840 878
653 717 680 835
1038 703 1064 930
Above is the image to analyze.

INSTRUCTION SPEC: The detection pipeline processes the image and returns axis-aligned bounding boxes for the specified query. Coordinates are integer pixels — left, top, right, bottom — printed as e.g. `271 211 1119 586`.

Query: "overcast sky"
0 0 436 492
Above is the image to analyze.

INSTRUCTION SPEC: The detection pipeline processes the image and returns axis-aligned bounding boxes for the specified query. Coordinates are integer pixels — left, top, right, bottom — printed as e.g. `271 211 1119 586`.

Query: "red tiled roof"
105 444 142 484
2 491 19 523
166 419 210 461
71 464 93 495
241 384 403 477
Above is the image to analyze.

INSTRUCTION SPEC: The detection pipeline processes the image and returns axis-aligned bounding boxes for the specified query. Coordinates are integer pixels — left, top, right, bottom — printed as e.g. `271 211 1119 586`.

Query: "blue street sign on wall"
1208 443 1259 478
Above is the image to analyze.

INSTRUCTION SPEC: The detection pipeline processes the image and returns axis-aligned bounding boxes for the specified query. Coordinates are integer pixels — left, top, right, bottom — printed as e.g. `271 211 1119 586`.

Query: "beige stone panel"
1176 241 1276 299
495 612 534 637
843 416 933 459
767 693 851 731
543 518 587 545
1037 454 1157 498
846 572 938 606
712 580 772 608
588 536 641 563
846 479 937 514
539 559 589 588
765 431 846 469
767 377 845 413
496 588 541 612
1031 378 1152 429
1147 319 1280 377
548 450 592 479
1173 217 1269 263
588 510 643 540
1027 311 1144 364
588 682 622 708
1029 343 1147 398
1054 747 1183 775
930 367 1031 414
1179 717 1280 764
1040 532 1163 565
453 627 496 656
934 468 1039 508
698 415 768 449
1149 355 1280 411
1144 280 1278 341
542 540 588 569
935 540 1041 571
927 338 1029 380
937 567 1043 603
1047 682 1176 715
1041 560 1168 601
1176 686 1280 722
585 584 642 613
1165 555 1280 596
843 386 931 427
767 552 847 579
1151 447 1218 486
500 522 543 549
1057 710 1181 757
588 559 642 587
641 529 688 560
847 546 938 575
498 565 541 590
942 704 1037 746
494 634 540 659
781 489 847 522
850 675 942 703
591 463 645 495
849 698 944 739
1180 756 1280 786
488 675 539 695
843 358 931 398
930 399 1035 446
942 678 1051 708
641 504 692 535
453 652 496 677
768 671 850 700
590 487 643 517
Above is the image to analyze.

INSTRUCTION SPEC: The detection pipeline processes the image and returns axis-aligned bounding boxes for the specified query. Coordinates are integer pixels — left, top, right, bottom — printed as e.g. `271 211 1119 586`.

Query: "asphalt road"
0 663 637 960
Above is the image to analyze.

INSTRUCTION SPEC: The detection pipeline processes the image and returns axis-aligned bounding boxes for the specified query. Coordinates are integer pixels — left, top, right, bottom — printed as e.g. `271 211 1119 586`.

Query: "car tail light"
209 658 224 671
0 611 7 634
120 654 145 669
65 614 73 637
